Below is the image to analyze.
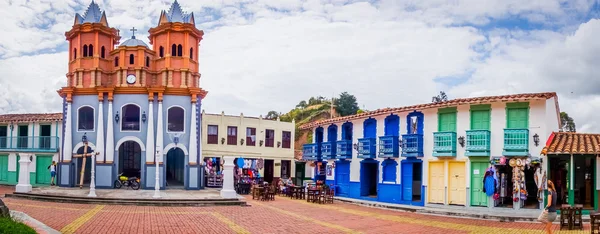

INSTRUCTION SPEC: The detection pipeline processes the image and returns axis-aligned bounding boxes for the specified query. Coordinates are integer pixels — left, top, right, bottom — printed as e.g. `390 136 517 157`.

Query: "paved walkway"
0 186 593 233
27 186 224 199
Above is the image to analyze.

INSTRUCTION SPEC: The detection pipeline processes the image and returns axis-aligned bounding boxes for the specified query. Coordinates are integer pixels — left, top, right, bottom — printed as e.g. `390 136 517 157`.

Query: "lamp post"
84 135 97 197
153 146 161 198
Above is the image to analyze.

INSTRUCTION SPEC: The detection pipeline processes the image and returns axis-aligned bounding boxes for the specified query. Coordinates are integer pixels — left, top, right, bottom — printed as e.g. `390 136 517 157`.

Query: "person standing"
47 161 57 186
544 180 558 234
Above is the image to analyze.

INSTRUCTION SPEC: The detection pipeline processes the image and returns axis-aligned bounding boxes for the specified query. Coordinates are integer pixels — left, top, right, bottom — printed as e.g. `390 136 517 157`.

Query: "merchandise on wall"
489 156 543 209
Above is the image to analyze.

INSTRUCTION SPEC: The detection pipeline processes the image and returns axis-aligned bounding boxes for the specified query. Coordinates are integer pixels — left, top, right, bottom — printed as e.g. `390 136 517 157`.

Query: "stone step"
6 193 247 207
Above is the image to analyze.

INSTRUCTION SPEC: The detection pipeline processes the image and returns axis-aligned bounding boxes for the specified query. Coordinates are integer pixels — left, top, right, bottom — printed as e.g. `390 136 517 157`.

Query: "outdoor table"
307 188 321 203
252 187 265 200
559 206 573 230
590 211 600 234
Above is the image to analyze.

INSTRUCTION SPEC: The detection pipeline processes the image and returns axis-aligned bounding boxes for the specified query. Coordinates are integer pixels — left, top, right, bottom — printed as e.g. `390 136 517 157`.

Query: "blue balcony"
321 142 336 160
466 130 491 156
303 143 321 161
0 136 60 153
378 136 399 158
401 134 423 157
433 132 457 157
503 129 529 156
357 138 376 159
336 140 352 159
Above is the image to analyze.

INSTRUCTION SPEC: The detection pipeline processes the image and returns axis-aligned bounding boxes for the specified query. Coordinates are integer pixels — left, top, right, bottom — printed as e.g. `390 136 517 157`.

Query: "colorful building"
300 92 560 210
56 1 207 190
201 112 296 186
0 114 62 186
541 132 600 212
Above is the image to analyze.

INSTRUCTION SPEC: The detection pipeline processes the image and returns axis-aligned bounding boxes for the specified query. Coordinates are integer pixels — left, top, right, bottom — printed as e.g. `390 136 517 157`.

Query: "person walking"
47 161 57 186
544 180 558 234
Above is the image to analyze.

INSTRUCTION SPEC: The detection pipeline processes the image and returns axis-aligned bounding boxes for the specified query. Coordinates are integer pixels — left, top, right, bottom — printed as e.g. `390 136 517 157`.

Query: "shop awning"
541 132 600 155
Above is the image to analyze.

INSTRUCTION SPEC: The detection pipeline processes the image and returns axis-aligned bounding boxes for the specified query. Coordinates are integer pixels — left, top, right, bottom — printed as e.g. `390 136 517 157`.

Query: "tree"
335 92 359 117
308 97 317 105
560 112 576 132
432 91 448 103
265 111 280 120
296 100 307 109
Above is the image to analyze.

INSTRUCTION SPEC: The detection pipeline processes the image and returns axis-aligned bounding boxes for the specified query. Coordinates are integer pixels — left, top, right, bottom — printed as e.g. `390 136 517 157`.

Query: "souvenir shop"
234 157 264 185
204 157 223 187
488 156 545 209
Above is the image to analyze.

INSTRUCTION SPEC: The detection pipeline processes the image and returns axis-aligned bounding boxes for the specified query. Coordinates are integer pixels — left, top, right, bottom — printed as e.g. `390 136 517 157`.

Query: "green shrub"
0 217 36 234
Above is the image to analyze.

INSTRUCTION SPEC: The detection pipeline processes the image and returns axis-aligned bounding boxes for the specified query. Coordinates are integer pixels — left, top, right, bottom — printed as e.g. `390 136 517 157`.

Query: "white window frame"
76 105 95 132
166 105 185 133
120 103 142 132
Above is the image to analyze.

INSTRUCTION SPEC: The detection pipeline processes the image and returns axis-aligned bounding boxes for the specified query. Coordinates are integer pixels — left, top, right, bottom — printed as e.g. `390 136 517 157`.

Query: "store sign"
473 169 480 175
275 163 281 166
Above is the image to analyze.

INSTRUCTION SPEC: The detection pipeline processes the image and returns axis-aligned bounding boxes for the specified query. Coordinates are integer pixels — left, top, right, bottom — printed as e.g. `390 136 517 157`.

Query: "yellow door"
448 162 466 205
428 161 445 204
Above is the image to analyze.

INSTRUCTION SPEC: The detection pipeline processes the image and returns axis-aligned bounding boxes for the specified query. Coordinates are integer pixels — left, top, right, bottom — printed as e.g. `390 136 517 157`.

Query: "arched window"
114 57 119 67
171 44 177 56
77 106 94 131
88 44 93 57
159 46 164 58
121 104 140 131
145 56 150 67
83 45 88 57
129 54 134 64
189 48 193 59
73 48 77 60
177 44 182 56
167 106 184 132
101 46 105 58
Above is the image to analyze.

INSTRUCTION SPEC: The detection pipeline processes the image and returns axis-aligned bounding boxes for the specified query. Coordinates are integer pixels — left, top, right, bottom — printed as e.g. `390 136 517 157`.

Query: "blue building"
57 1 207 190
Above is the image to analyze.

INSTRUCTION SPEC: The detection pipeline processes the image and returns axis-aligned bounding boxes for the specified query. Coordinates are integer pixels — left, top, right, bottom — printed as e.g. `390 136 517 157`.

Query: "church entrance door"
166 148 185 189
118 141 142 181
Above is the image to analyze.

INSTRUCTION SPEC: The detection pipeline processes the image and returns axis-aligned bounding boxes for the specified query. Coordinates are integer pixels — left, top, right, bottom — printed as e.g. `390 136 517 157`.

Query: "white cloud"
0 0 598 134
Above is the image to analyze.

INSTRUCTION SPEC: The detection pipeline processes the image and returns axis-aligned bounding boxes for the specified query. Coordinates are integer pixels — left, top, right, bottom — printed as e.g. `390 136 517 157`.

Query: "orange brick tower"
57 0 208 190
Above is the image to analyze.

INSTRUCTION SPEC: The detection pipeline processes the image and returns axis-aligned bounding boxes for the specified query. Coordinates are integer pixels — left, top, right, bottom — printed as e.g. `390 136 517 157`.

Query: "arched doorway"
166 148 185 188
118 141 142 179
75 145 93 185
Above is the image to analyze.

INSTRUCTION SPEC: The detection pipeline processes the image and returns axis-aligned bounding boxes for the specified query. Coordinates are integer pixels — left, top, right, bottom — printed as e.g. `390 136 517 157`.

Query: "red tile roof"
541 132 600 155
0 113 63 124
299 92 558 130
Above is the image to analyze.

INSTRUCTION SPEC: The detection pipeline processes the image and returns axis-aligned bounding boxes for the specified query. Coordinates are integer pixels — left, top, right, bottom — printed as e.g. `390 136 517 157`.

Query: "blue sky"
0 0 599 132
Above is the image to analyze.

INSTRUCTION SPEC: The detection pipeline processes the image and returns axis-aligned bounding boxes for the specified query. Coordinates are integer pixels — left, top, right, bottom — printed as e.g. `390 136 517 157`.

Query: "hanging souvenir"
257 158 264 170
509 158 517 167
500 156 506 165
516 159 522 167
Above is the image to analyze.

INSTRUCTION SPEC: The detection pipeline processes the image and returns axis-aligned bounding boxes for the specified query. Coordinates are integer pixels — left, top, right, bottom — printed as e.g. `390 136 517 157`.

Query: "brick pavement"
0 186 593 233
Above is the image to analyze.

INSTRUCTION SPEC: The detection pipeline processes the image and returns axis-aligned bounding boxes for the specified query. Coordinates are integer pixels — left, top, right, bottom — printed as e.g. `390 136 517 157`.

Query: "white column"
145 100 155 163
64 103 73 162
105 101 115 162
96 100 105 162
188 101 197 165
156 101 164 163
88 152 97 197
220 156 237 198
16 154 32 193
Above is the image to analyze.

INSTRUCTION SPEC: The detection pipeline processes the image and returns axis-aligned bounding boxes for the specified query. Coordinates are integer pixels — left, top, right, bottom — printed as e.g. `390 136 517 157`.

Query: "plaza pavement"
0 186 592 234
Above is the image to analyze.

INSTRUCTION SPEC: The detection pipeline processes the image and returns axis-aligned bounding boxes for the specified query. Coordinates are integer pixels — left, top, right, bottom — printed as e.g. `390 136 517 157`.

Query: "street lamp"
458 136 465 148
533 133 540 147
153 146 161 198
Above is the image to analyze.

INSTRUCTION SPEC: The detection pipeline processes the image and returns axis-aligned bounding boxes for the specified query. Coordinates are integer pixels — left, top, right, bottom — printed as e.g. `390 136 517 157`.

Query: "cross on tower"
130 27 137 39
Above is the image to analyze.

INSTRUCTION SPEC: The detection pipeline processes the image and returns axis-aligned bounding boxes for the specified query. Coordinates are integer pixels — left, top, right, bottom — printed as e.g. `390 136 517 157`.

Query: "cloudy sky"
0 0 599 132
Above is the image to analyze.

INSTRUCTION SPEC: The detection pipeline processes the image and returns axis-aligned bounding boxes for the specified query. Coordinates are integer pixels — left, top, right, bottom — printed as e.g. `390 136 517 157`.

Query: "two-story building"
0 113 62 186
201 111 295 186
300 92 560 211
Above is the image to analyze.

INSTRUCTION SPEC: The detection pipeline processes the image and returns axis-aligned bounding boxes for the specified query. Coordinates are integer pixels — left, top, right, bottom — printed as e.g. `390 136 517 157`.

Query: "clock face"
126 74 136 84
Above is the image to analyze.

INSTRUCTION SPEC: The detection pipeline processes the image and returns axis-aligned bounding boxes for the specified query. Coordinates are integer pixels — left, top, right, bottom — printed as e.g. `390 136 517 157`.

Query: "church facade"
56 1 207 190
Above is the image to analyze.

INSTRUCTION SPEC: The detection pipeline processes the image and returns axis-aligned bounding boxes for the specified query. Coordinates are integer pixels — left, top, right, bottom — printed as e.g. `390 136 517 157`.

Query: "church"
56 0 207 190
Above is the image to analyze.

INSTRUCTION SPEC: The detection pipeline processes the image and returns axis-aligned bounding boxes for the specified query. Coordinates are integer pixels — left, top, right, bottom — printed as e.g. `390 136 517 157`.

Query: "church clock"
126 74 136 84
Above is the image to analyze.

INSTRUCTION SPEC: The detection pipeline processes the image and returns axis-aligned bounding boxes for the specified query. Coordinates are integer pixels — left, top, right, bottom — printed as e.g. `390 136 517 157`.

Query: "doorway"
548 156 569 207
39 125 51 149
448 162 466 205
118 141 142 179
295 162 305 186
17 125 28 148
335 161 350 196
35 155 52 185
166 148 185 188
360 159 378 197
574 155 595 209
495 165 514 208
470 161 489 207
280 160 291 179
428 161 444 204
522 166 539 209
264 159 274 183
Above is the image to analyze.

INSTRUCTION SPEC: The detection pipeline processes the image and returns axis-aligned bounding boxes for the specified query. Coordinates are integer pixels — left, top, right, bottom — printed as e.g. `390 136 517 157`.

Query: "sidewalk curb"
333 197 558 222
11 210 60 234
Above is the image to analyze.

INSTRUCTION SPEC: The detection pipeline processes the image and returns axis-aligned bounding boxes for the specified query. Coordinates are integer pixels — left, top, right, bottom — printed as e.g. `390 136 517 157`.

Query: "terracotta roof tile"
300 92 557 130
542 132 600 155
0 113 63 124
